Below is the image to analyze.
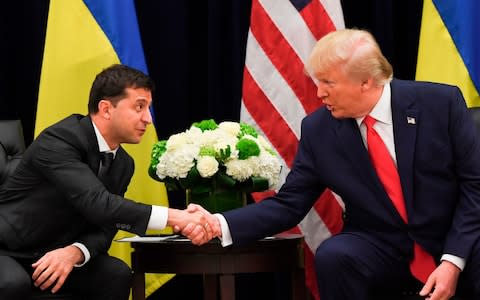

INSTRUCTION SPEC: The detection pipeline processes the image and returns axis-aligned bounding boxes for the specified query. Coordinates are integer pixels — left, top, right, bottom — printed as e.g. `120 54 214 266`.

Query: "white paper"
115 234 183 243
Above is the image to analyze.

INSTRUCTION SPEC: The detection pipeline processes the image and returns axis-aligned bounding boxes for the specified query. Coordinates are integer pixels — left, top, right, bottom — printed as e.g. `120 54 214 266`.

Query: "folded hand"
31 245 84 293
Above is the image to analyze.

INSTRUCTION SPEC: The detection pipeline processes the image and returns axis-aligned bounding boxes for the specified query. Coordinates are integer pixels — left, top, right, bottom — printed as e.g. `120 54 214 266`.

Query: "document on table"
115 234 190 243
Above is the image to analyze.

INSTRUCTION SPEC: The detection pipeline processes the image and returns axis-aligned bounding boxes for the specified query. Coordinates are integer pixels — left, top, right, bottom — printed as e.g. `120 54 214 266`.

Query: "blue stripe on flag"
433 0 480 92
289 0 312 12
82 0 148 73
83 0 155 123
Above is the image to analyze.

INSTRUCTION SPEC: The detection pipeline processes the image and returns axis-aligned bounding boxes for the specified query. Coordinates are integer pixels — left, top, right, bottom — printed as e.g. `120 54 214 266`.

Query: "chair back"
0 120 25 185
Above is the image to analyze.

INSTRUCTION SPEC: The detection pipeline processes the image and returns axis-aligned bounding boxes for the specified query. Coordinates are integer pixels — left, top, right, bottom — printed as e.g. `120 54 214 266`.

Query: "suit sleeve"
74 226 117 259
30 127 152 237
223 116 326 245
443 87 480 260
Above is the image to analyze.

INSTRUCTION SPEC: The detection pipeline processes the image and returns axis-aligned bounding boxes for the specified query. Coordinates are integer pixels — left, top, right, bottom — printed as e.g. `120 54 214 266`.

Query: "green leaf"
192 119 218 131
236 138 260 160
239 122 258 138
216 171 237 188
217 145 231 163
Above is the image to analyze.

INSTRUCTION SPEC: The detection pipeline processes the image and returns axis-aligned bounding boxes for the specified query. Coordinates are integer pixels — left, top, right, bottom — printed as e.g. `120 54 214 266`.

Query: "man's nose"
316 84 327 98
143 108 153 124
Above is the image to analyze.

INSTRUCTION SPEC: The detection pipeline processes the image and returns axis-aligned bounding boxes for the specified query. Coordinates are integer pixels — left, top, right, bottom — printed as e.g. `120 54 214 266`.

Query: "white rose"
156 146 197 179
225 157 255 182
166 132 190 151
196 156 219 178
219 121 241 137
255 151 282 188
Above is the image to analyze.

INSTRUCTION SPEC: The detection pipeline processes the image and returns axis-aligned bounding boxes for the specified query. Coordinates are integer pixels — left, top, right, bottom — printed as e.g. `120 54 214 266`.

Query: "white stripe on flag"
299 206 333 252
318 0 345 29
245 32 306 138
258 0 318 62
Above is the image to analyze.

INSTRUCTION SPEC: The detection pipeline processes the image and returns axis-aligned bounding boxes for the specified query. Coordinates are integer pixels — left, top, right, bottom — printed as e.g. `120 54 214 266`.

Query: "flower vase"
186 186 247 213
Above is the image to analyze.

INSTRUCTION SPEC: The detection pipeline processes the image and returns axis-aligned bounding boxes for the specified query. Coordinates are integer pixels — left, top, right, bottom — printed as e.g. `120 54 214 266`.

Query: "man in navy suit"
0 64 211 299
185 29 480 300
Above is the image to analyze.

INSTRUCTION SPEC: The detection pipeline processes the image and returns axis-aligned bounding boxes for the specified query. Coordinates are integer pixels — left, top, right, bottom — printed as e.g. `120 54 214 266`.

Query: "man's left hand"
419 260 461 300
31 245 84 293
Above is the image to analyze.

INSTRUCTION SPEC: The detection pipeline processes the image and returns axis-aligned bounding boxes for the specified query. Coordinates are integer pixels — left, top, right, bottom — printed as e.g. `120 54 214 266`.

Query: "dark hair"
88 64 155 114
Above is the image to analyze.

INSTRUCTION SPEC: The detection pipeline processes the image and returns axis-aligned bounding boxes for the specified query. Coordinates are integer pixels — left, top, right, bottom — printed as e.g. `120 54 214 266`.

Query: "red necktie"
363 115 436 283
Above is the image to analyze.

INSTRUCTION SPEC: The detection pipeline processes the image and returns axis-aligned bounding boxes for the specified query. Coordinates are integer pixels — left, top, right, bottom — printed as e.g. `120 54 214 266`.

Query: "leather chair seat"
0 120 25 185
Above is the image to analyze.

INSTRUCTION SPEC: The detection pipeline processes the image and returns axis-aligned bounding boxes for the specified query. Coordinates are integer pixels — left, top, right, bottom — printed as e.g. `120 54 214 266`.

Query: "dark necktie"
363 115 436 283
98 152 114 181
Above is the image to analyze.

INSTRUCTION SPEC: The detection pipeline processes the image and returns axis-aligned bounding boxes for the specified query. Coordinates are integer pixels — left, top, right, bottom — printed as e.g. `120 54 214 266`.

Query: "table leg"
132 271 146 300
219 274 235 300
203 274 218 300
291 269 306 300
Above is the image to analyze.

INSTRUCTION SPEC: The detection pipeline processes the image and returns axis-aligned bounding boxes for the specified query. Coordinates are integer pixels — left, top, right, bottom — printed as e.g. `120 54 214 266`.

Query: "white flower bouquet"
149 119 282 196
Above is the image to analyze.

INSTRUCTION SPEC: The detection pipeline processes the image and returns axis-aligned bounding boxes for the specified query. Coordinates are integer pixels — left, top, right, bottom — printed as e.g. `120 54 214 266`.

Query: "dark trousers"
314 233 480 300
0 254 132 300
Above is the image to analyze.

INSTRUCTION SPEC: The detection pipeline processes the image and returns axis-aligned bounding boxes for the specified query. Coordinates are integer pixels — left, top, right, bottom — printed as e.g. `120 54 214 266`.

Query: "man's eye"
320 80 333 86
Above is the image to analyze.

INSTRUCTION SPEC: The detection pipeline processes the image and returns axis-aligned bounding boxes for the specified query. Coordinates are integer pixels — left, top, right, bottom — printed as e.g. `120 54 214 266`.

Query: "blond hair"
306 29 393 86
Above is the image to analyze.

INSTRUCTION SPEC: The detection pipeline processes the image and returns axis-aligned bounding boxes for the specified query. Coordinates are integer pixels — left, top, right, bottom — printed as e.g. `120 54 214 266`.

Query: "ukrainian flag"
416 0 480 107
36 0 173 297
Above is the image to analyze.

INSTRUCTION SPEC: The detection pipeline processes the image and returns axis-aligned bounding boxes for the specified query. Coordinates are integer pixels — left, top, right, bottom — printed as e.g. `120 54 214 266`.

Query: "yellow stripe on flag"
416 0 480 107
37 0 172 297
36 0 117 134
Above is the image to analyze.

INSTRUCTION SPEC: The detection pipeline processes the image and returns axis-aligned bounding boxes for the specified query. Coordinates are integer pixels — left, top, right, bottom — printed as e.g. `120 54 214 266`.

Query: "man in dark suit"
185 29 480 300
0 64 211 300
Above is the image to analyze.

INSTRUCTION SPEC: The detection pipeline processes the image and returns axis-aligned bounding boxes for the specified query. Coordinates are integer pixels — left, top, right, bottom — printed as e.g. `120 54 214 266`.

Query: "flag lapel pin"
407 116 416 125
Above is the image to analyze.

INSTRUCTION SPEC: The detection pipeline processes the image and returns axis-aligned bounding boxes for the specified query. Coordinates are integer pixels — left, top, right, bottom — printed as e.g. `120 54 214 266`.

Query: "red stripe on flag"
242 68 298 167
250 0 320 114
300 0 337 40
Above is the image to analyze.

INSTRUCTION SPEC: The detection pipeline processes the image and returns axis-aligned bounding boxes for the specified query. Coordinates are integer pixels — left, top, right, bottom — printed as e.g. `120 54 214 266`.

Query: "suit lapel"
335 118 382 191
391 80 418 217
79 115 130 194
335 81 419 222
79 115 102 175
106 148 129 194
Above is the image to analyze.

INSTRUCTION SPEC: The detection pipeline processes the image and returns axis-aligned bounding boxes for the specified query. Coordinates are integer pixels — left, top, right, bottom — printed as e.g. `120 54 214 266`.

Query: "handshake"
167 204 221 245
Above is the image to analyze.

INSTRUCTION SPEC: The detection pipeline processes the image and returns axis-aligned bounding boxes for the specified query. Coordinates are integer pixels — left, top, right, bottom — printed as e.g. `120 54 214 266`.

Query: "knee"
107 257 132 287
0 270 31 299
315 238 353 275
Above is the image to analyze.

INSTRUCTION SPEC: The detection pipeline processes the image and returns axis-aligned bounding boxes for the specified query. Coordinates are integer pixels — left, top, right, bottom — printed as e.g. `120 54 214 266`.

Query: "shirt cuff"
441 254 465 271
72 242 90 267
147 205 168 230
214 213 233 247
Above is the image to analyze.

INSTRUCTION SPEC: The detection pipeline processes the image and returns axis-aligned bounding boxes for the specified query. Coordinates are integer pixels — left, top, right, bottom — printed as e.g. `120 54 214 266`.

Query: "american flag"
240 0 345 298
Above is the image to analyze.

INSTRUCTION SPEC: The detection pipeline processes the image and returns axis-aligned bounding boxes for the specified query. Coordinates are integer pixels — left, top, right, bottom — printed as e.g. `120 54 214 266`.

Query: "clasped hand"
171 204 220 245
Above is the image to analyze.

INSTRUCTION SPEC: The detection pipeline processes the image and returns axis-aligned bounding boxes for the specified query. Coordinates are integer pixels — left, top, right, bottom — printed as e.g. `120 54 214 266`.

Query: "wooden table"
130 233 305 300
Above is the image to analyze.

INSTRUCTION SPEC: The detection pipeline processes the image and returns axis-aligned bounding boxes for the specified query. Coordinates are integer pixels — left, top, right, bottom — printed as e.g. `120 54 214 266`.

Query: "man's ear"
361 78 374 92
98 100 111 120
